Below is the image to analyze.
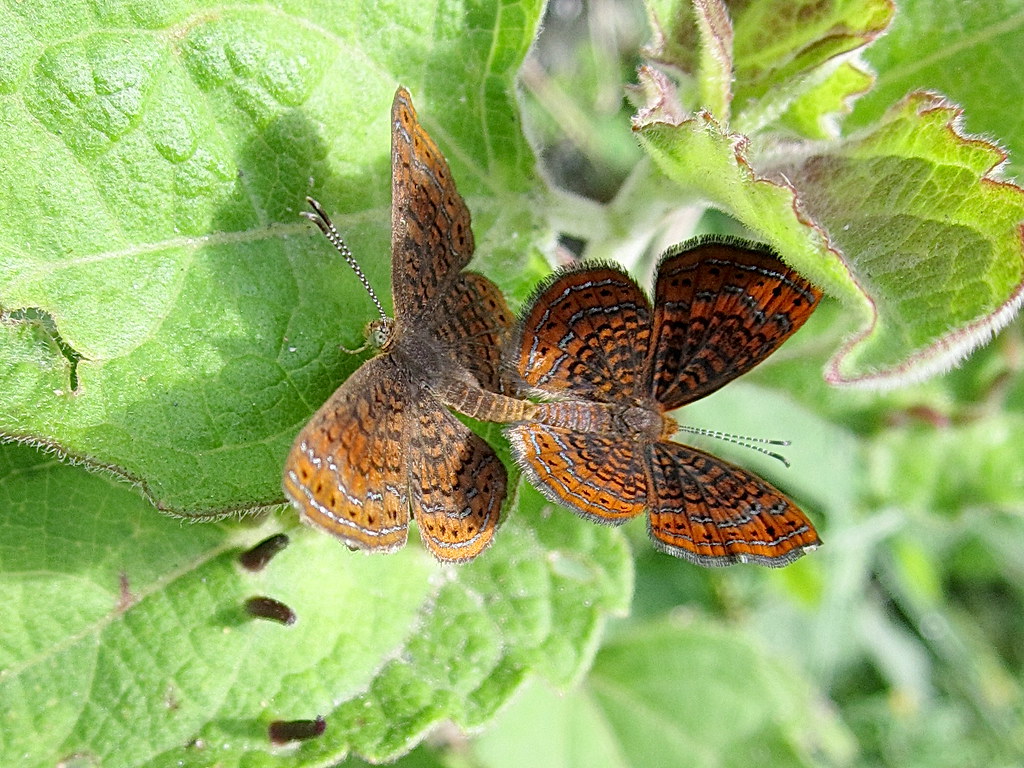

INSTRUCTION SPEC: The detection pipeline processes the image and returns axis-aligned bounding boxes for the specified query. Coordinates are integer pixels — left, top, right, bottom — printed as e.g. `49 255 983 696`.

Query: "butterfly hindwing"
646 441 820 567
283 355 411 552
506 422 648 523
432 272 513 393
408 396 506 562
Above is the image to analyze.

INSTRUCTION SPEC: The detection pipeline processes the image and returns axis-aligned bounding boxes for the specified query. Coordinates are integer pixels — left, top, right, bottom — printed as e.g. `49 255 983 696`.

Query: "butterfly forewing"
514 267 653 403
390 87 475 326
649 239 822 410
646 442 820 567
409 399 506 562
507 423 648 523
283 355 410 552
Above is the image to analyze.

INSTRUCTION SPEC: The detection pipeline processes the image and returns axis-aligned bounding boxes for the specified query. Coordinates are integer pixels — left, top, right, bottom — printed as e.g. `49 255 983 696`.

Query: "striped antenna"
301 197 388 323
675 424 792 467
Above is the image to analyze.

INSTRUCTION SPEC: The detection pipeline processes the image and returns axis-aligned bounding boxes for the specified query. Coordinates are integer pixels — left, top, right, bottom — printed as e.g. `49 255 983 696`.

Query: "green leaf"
773 91 1024 385
635 2 1024 388
727 0 892 111
0 443 631 766
693 0 735 120
632 67 868 311
471 618 856 768
644 0 893 132
776 61 875 139
866 415 1024 514
0 0 549 515
0 6 639 764
849 0 1024 175
634 69 1024 388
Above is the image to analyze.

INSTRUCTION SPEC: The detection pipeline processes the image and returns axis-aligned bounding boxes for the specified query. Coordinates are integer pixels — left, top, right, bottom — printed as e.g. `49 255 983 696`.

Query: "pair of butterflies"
282 87 822 567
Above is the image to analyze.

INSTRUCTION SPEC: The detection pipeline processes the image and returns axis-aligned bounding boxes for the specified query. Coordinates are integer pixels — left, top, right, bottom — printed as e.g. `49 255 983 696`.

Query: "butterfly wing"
390 86 475 327
649 238 821 410
646 441 820 567
506 422 647 523
431 271 513 393
390 87 511 395
512 265 652 403
408 397 506 562
283 355 410 552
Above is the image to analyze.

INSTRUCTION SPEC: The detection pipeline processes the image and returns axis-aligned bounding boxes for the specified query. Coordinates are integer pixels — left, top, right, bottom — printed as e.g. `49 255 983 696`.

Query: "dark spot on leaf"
238 533 290 571
245 596 297 626
268 716 326 745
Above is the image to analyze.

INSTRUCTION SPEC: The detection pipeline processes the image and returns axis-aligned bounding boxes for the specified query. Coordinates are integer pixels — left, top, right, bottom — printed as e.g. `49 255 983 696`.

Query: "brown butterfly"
476 238 824 566
282 87 513 563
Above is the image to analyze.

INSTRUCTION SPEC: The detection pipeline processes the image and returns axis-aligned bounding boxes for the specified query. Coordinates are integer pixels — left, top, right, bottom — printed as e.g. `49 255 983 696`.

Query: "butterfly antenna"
675 425 792 467
302 197 389 322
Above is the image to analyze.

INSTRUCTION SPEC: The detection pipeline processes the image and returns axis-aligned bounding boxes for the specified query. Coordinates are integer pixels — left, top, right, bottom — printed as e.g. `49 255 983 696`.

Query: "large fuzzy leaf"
0 443 631 765
0 0 549 514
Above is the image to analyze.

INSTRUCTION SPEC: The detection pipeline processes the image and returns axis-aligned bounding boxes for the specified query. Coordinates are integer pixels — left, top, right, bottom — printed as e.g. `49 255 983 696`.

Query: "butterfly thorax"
617 404 676 442
387 323 468 392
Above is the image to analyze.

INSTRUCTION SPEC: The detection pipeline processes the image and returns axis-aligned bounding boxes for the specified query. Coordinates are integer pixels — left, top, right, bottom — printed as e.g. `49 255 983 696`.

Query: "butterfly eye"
364 319 394 351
